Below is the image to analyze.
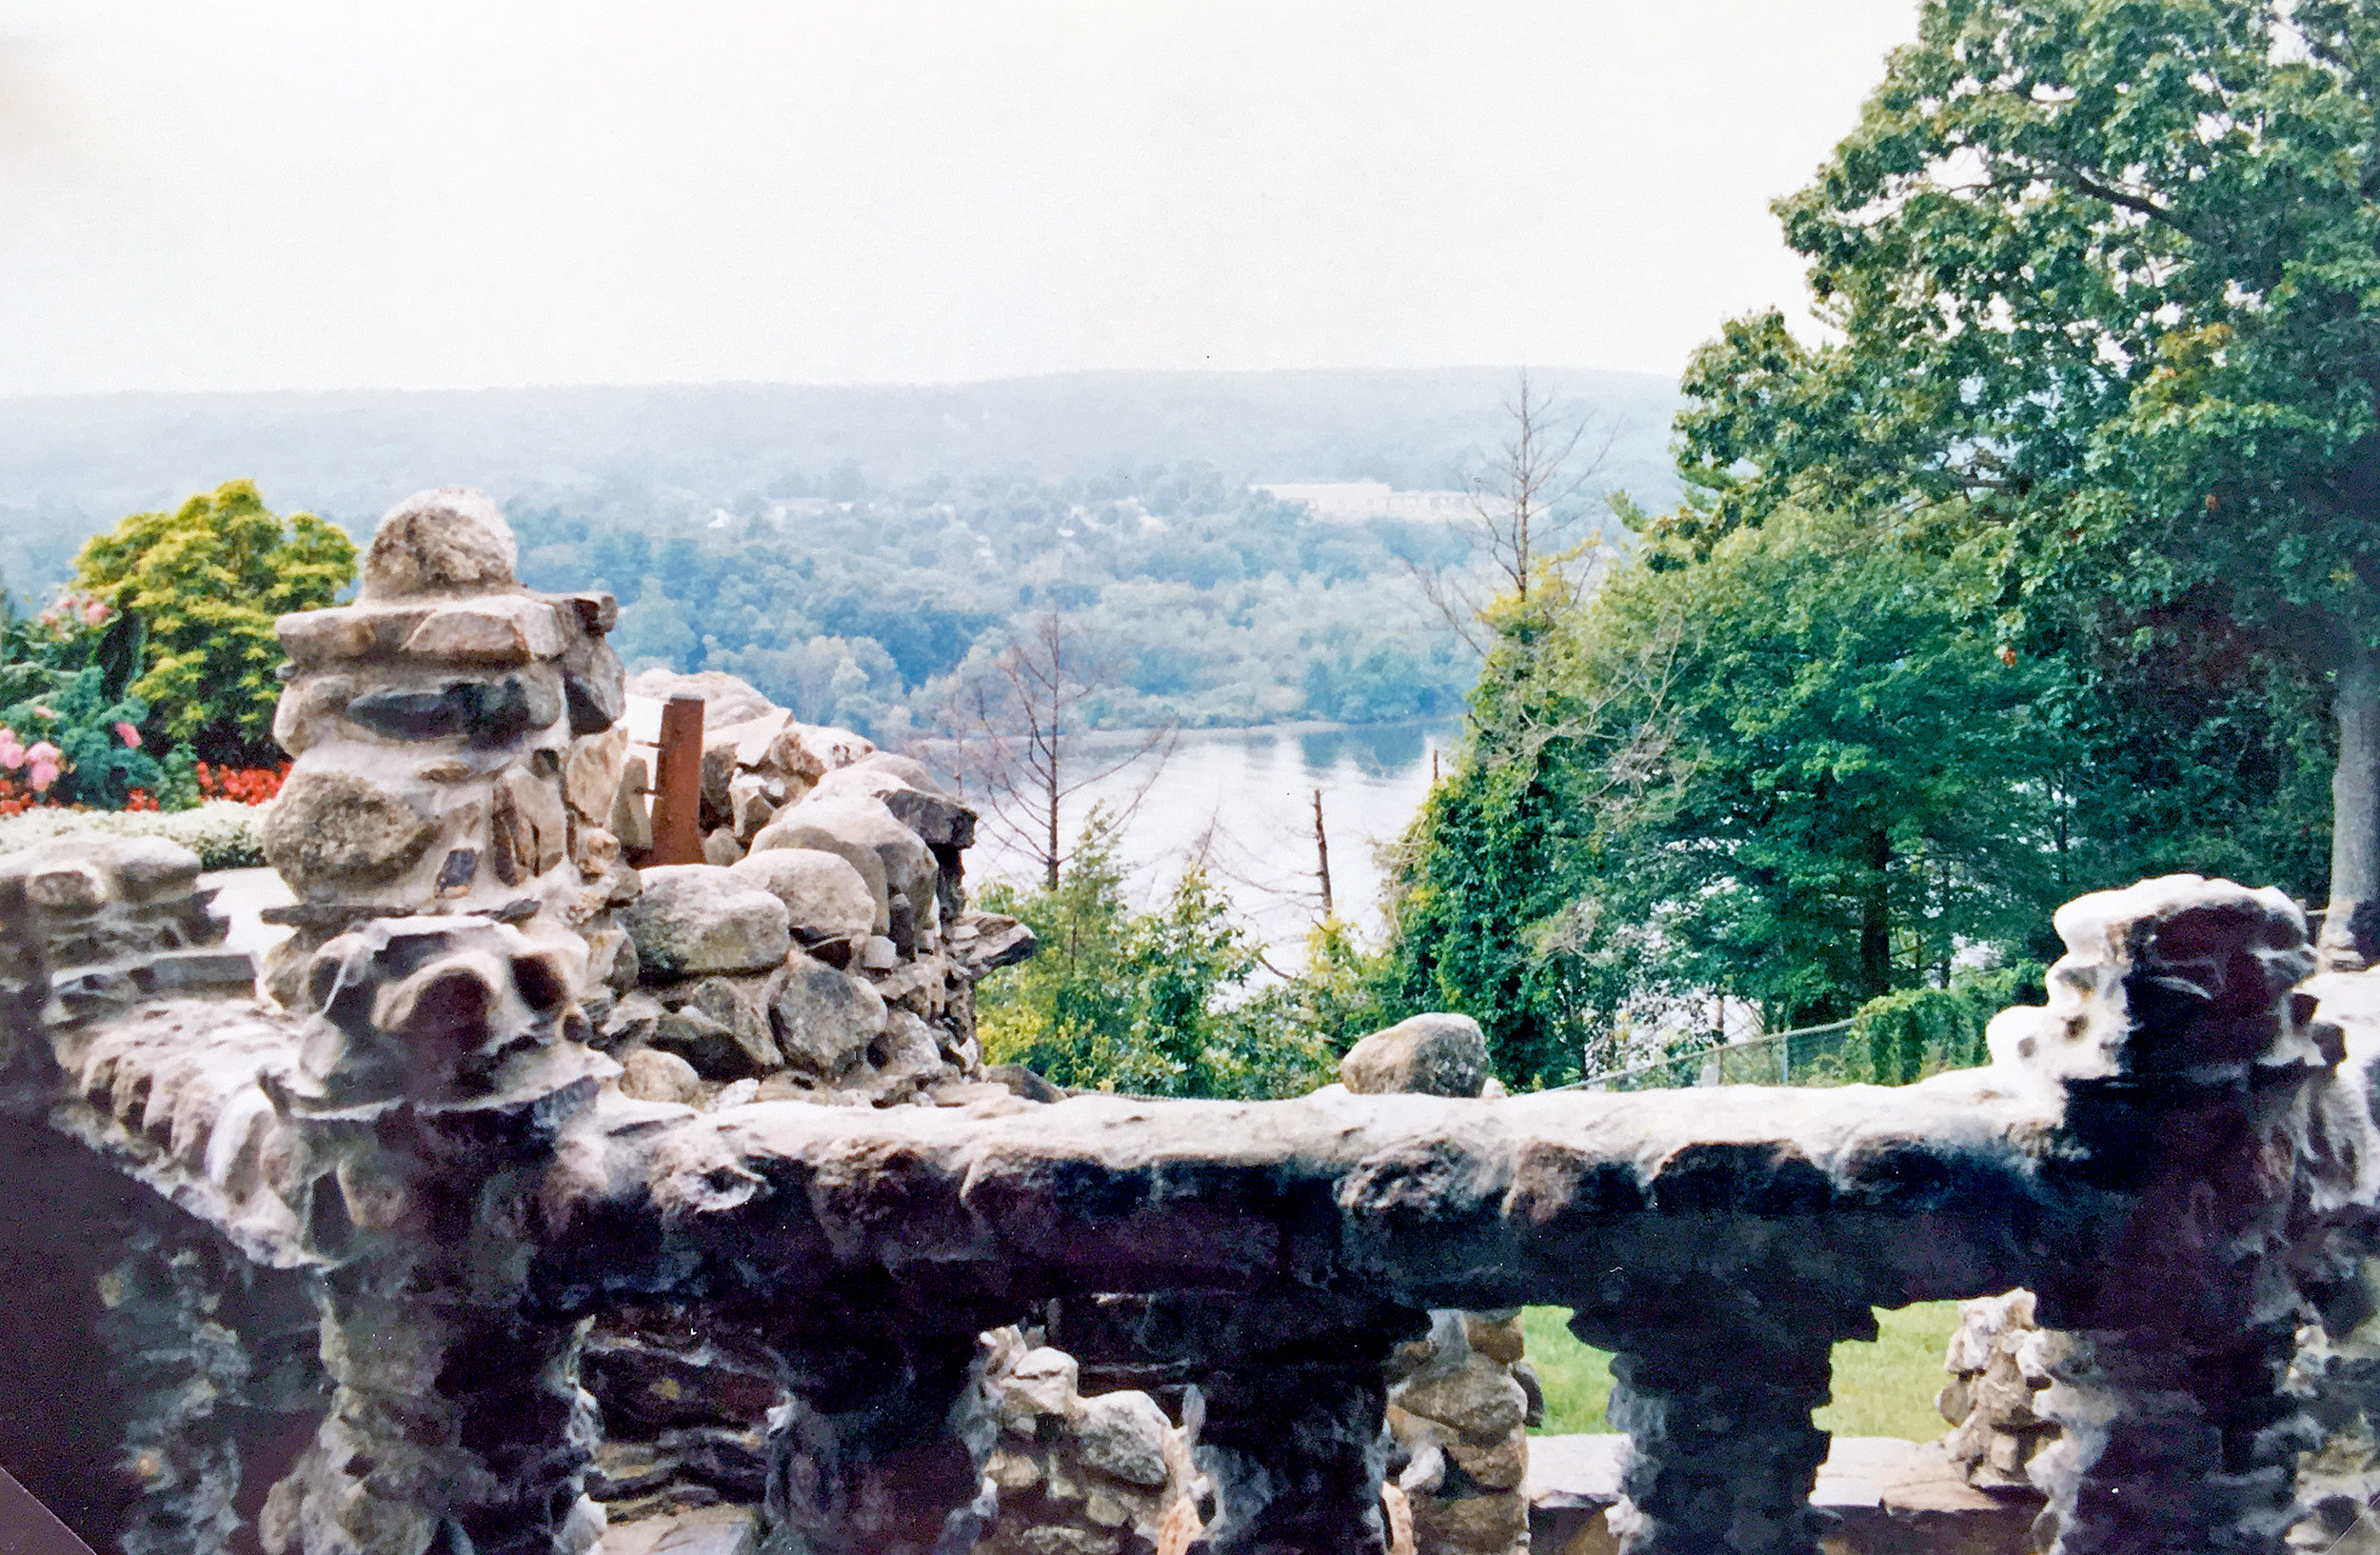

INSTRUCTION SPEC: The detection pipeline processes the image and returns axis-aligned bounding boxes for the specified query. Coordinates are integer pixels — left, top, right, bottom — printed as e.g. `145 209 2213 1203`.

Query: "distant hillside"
0 368 1681 583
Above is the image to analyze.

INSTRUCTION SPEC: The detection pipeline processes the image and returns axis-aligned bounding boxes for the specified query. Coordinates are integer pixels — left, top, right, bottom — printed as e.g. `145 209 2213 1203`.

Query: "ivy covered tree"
1389 502 2071 1076
1674 0 2380 958
1386 551 1678 1087
73 481 356 762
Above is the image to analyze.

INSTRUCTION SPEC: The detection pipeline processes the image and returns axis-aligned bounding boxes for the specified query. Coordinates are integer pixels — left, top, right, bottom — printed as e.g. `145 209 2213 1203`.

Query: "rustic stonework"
10 487 2380 1555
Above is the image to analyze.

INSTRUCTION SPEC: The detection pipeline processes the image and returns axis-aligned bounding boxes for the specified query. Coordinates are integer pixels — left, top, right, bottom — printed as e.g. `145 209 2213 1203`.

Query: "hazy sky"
0 1 1918 395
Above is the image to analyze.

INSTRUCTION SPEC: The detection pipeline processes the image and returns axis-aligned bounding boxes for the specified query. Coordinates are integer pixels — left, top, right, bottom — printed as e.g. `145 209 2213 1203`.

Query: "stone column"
1584 1293 1867 1555
1383 1310 1532 1555
242 488 633 1554
259 917 615 1555
1998 875 2332 1555
757 1304 990 1555
1196 1362 1396 1555
1055 1291 1427 1555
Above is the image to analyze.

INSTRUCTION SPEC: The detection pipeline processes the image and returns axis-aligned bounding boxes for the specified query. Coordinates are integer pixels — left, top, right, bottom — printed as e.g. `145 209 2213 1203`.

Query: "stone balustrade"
5 488 2380 1555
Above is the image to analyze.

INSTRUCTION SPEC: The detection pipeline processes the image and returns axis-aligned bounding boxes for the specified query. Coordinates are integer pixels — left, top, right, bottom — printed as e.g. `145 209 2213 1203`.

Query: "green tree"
1389 505 2071 1075
1387 567 1678 1087
73 481 356 761
1597 508 2067 1024
976 811 1338 1098
1675 0 2380 956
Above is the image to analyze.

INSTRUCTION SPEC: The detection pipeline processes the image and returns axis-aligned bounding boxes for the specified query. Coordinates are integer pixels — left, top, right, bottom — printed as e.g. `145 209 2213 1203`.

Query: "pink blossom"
0 740 21 772
27 760 57 793
114 722 141 748
82 599 108 626
27 741 59 765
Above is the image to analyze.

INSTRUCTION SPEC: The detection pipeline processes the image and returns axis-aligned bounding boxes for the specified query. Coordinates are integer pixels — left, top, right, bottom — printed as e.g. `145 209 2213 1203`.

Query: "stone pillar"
951 1326 1186 1555
1996 875 2331 1555
1591 1299 1862 1555
259 917 615 1555
1055 1292 1428 1555
1384 1310 1531 1555
1937 1289 2056 1493
1197 1362 1395 1555
1342 1010 1524 1555
238 488 632 1553
758 1311 989 1555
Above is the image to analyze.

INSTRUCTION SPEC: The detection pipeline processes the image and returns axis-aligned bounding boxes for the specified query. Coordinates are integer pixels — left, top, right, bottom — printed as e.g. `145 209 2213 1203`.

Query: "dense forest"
0 369 1676 742
511 468 1505 739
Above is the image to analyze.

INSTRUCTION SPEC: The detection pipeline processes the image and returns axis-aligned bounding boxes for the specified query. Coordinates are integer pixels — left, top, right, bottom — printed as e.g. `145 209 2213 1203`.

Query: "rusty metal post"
648 694 706 867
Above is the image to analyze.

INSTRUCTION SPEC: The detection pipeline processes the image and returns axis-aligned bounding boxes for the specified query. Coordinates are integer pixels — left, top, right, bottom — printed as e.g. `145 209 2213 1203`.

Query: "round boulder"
360 487 520 600
621 864 791 980
757 795 937 930
730 847 878 946
264 769 438 893
1338 1012 1490 1098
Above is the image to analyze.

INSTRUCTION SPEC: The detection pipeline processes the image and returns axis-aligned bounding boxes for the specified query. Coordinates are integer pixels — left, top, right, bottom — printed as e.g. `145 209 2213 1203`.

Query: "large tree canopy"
74 481 356 761
1674 0 2380 958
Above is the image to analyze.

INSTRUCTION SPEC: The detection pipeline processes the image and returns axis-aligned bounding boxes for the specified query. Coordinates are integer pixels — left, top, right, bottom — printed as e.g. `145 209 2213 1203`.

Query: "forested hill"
0 367 1678 553
0 369 1681 742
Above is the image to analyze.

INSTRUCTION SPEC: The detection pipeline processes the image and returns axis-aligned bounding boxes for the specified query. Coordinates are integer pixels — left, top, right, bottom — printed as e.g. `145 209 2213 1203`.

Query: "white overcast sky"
0 1 1917 395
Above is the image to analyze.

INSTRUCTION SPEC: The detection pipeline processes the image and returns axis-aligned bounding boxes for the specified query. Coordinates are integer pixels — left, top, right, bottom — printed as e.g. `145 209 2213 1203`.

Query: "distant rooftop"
1255 481 1474 523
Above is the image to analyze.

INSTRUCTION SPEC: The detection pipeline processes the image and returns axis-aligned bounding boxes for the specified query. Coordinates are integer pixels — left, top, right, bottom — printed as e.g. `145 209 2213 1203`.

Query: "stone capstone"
360 486 522 600
621 867 791 981
1340 1013 1490 1099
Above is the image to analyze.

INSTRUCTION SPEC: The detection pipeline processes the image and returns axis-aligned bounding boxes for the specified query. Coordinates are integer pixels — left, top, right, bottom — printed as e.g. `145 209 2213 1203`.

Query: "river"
956 721 1457 965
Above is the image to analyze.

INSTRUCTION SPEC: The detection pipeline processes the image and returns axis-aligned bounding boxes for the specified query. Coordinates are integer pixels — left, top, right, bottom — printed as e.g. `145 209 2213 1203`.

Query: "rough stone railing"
7 487 2380 1555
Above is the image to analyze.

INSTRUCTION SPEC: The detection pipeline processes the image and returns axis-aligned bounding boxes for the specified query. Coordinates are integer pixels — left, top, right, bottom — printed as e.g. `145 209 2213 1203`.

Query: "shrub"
1844 964 2043 1086
0 800 268 869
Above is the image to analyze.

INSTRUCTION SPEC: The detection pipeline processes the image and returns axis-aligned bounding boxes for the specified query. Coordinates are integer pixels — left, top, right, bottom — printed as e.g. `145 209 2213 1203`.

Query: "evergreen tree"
74 481 356 761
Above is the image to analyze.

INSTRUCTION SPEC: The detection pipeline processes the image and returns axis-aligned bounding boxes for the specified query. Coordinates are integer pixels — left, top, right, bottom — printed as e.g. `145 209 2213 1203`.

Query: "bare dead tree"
1312 787 1333 918
1413 369 1623 651
938 610 1175 888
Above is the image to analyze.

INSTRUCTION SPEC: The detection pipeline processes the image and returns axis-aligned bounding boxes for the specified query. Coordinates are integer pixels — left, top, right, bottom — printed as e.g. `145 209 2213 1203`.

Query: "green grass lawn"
1522 1302 1963 1441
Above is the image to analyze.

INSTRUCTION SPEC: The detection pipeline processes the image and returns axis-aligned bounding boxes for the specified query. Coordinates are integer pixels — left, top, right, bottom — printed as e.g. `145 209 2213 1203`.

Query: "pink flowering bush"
1 582 161 810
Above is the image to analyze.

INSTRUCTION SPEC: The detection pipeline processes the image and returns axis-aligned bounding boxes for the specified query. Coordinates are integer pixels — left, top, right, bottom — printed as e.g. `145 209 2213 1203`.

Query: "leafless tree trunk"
938 610 1174 887
1312 787 1333 918
1413 369 1621 650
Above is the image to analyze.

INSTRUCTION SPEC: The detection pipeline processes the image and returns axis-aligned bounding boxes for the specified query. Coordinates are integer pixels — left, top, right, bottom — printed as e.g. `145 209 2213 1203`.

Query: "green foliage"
0 801 266 868
1843 965 2041 1087
73 481 356 761
1668 0 2380 904
976 810 1342 1099
4 668 162 809
0 581 162 808
1385 567 1658 1087
1390 506 2071 1072
1601 510 2068 1024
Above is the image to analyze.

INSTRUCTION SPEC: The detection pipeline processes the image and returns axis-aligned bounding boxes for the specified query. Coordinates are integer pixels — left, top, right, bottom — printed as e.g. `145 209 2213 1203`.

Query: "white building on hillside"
1254 481 1475 523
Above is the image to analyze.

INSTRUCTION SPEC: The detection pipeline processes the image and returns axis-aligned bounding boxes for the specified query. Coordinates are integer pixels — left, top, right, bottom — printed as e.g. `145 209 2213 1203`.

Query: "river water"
957 721 1457 964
